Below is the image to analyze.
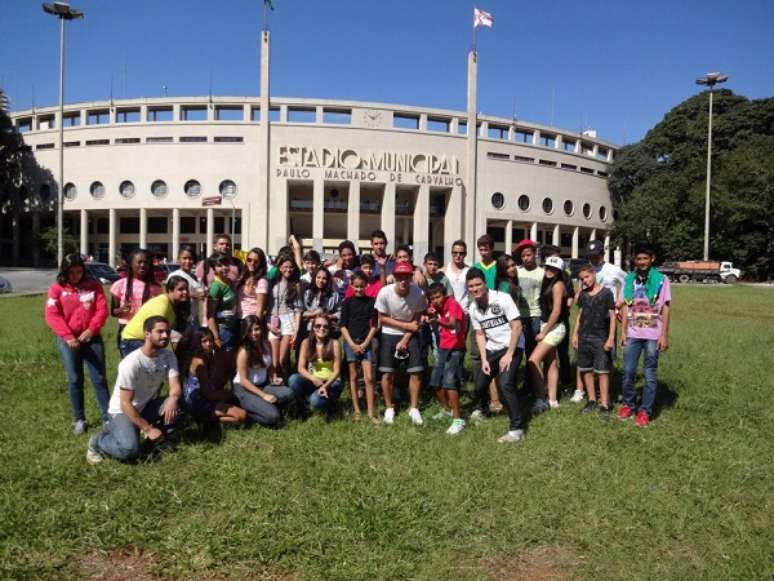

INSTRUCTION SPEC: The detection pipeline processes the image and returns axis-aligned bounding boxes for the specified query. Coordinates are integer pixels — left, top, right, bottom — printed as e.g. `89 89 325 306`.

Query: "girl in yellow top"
288 314 343 415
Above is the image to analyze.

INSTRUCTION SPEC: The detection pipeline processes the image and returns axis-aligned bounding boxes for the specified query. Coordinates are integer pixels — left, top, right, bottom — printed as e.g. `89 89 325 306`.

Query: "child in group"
572 264 616 419
340 271 379 423
301 267 341 337
268 256 303 380
426 283 467 435
618 242 671 427
423 252 453 295
110 248 161 352
181 326 247 425
472 235 503 413
495 254 527 315
329 239 359 299
301 249 322 285
345 254 381 298
233 316 296 427
236 247 269 320
290 314 344 415
167 245 206 327
207 254 239 388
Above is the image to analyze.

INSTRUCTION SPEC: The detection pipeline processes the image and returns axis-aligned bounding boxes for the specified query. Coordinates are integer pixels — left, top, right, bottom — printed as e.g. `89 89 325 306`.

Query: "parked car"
153 262 179 283
85 262 120 284
0 275 13 294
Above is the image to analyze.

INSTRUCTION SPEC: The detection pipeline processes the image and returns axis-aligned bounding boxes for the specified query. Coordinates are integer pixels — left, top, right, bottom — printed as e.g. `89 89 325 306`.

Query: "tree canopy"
609 90 774 280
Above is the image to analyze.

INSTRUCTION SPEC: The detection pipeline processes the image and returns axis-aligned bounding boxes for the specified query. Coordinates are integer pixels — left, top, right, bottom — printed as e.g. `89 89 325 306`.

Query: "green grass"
1 286 773 579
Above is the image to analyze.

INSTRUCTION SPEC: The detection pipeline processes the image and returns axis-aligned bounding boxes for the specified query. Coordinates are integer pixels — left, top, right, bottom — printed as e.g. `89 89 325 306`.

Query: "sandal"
369 416 382 425
352 412 362 421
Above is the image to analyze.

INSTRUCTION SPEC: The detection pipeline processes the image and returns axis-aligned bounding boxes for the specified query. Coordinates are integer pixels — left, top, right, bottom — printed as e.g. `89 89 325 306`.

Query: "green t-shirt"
209 278 236 325
473 261 497 290
428 272 454 296
517 266 544 318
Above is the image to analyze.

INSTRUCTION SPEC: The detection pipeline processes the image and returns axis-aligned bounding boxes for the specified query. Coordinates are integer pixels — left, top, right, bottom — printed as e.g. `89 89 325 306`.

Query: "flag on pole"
474 7 493 28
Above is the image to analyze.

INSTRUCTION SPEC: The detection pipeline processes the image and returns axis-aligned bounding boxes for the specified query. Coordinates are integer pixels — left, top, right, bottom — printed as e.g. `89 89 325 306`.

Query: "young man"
329 239 358 300
618 242 671 427
86 316 184 464
572 264 616 419
466 268 526 443
369 229 395 281
473 234 497 290
374 261 427 425
443 239 470 308
423 252 453 295
195 233 242 284
541 244 575 394
514 239 544 358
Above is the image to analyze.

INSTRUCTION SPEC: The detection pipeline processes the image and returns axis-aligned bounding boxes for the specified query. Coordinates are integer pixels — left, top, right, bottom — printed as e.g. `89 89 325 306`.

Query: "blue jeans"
56 336 110 422
622 338 660 415
93 397 185 461
119 339 144 359
289 374 343 411
522 316 543 358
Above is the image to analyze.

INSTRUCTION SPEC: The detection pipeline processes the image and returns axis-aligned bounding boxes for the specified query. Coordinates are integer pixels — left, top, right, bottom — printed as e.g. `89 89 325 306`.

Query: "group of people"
43 229 672 464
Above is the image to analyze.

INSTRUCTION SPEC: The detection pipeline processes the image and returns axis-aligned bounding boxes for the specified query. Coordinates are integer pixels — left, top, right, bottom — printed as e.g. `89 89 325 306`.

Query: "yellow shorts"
540 322 566 348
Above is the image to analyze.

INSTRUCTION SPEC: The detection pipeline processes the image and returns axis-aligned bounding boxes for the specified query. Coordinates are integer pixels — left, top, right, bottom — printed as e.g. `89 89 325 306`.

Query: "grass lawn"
1 286 773 579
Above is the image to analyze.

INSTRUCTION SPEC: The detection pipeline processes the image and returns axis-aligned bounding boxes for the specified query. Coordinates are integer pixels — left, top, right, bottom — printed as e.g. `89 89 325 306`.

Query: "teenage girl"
236 247 269 320
168 245 206 326
110 248 160 353
207 254 239 388
268 257 303 380
289 314 343 414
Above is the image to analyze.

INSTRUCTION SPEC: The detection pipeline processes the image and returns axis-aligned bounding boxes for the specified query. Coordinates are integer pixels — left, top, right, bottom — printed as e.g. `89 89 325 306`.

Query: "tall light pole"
695 72 728 262
42 2 84 266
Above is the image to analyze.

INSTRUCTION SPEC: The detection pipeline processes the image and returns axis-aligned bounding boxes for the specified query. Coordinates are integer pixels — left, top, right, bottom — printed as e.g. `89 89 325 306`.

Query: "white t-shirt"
469 290 522 352
444 263 470 311
374 283 427 336
595 262 627 301
108 348 180 415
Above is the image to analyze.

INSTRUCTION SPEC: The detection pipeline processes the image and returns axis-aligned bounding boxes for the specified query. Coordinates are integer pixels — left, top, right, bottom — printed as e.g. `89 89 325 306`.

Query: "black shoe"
581 400 598 414
598 405 612 421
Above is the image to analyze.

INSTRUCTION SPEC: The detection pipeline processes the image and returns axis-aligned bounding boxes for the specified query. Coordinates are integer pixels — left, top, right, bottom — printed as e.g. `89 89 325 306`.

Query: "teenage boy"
514 239 544 358
426 283 467 435
473 234 497 290
374 262 427 425
369 229 395 281
572 264 616 419
618 242 671 427
195 233 242 284
585 240 626 302
467 268 525 443
423 252 453 295
301 249 322 284
345 254 382 298
86 316 184 464
443 240 470 308
329 239 358 300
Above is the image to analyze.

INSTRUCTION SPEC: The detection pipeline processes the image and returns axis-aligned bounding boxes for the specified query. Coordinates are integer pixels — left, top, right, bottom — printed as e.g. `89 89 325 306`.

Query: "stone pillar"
139 208 148 249
108 209 117 267
530 222 538 242
571 226 579 259
171 208 180 261
590 228 597 241
347 181 360 249
504 220 513 255
413 185 430 261
80 209 88 256
312 178 324 252
206 208 214 257
614 246 622 268
464 49 478 254
552 224 560 248
381 182 396 251
443 186 462 262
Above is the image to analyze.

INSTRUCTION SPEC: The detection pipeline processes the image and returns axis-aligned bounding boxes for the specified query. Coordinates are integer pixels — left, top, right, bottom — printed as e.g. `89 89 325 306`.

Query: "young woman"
119 275 191 357
167 245 206 326
495 254 524 308
527 256 569 412
236 247 269 320
110 248 160 352
268 257 303 380
45 253 110 435
207 254 239 388
233 316 295 427
180 326 247 425
289 314 344 414
301 267 341 336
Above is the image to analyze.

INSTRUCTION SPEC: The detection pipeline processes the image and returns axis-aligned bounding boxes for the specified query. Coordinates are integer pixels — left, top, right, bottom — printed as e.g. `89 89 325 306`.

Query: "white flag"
474 7 493 28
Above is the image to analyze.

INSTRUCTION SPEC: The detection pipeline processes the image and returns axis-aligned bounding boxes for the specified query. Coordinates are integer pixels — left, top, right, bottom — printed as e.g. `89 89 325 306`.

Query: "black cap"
585 240 605 256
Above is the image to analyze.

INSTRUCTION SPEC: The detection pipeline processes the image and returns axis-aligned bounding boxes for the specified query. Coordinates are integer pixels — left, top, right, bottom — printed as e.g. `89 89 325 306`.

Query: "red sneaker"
635 410 650 427
617 405 635 420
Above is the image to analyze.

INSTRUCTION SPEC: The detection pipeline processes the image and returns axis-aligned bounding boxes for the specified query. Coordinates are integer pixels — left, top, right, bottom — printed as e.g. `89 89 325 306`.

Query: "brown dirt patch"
482 544 583 581
79 545 157 580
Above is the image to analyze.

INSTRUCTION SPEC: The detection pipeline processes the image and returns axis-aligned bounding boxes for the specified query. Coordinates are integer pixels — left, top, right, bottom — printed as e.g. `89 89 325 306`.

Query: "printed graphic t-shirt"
469 290 522 352
627 276 671 341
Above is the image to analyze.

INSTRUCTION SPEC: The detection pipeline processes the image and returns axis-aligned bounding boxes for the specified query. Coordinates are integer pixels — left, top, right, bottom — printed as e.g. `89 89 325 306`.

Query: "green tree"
40 225 77 259
609 90 774 280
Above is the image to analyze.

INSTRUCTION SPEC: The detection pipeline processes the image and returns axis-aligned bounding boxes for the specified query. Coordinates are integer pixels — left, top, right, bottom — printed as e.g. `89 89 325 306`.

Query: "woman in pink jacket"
45 254 111 435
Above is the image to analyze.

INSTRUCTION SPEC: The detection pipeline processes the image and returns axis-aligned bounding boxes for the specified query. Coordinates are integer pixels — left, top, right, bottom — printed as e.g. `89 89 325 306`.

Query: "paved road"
0 268 57 295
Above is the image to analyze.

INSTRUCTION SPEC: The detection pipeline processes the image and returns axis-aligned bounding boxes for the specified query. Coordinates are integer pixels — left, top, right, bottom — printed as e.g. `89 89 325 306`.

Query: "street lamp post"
695 71 728 262
42 2 84 267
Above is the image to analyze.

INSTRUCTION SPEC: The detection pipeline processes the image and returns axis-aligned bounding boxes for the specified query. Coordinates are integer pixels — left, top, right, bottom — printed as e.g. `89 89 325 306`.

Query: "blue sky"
1 0 773 145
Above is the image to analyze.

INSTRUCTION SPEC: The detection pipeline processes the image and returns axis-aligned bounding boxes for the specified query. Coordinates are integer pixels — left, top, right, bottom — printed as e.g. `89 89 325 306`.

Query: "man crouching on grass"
87 316 185 464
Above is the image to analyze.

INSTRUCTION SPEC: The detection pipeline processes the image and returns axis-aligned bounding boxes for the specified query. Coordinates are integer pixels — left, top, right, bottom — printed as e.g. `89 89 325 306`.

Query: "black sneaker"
598 405 612 421
581 400 598 414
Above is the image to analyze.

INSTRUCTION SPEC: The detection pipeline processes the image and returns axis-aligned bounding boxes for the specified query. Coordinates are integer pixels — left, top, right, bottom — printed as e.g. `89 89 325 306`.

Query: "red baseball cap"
393 262 414 276
514 239 537 255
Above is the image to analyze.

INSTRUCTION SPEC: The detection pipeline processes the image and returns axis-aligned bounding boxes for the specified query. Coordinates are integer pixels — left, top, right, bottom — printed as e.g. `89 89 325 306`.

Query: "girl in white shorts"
268 257 303 381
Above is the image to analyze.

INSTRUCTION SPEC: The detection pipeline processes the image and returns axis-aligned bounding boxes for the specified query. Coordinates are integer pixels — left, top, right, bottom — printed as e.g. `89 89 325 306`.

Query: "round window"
583 203 592 219
542 197 554 214
184 180 201 198
517 195 530 211
90 181 105 199
151 179 168 198
563 200 574 216
220 179 237 199
119 180 135 199
64 182 77 201
491 192 505 210
599 206 608 221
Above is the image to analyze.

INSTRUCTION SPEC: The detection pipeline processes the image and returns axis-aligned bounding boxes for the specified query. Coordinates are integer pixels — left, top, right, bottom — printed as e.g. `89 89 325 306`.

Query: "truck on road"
660 260 742 284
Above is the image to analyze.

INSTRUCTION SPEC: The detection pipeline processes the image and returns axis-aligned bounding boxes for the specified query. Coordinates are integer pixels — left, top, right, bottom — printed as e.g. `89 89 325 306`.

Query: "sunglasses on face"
452 251 466 255
314 324 330 330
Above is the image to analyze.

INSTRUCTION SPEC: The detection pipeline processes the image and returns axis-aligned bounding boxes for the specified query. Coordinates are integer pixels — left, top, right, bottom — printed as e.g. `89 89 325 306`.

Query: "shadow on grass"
652 380 678 420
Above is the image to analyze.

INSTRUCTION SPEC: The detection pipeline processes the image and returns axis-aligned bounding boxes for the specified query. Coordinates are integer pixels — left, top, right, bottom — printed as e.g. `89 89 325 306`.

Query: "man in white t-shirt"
87 316 184 464
443 239 470 310
585 240 626 304
374 262 428 426
467 268 526 443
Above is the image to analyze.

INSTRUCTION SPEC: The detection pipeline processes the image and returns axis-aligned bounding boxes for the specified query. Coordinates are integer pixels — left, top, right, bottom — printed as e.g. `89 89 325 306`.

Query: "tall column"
206 208 214 257
80 209 88 256
614 247 622 267
530 221 538 242
571 226 579 259
504 220 513 255
347 181 360 248
139 208 148 249
381 182 396 252
413 185 430 261
604 232 611 262
443 186 462 261
248 29 271 251
171 208 180 261
552 224 560 248
108 209 117 267
590 228 597 241
464 49 478 252
312 178 324 252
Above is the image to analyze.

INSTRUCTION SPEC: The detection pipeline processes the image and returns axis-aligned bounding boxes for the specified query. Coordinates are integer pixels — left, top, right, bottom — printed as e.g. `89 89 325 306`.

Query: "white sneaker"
470 409 485 424
383 407 395 425
408 407 424 426
86 435 104 465
446 419 465 435
549 399 560 409
570 389 585 403
497 429 526 444
73 419 87 436
432 409 452 421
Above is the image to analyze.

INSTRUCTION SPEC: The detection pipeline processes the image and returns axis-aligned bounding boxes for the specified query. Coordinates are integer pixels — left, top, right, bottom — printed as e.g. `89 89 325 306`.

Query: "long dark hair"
275 256 301 305
237 247 268 291
178 326 214 378
124 248 157 304
240 315 271 368
307 314 334 363
307 267 334 303
166 275 191 329
56 253 91 286
540 266 566 314
495 255 521 302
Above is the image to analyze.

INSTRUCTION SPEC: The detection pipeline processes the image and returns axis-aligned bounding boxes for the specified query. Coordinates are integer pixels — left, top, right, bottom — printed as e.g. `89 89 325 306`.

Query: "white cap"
544 256 565 271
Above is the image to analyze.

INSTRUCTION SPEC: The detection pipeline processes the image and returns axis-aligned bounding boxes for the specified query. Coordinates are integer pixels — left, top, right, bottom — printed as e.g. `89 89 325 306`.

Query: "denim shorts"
576 336 612 374
379 332 424 374
218 322 239 352
342 340 374 363
430 348 465 389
